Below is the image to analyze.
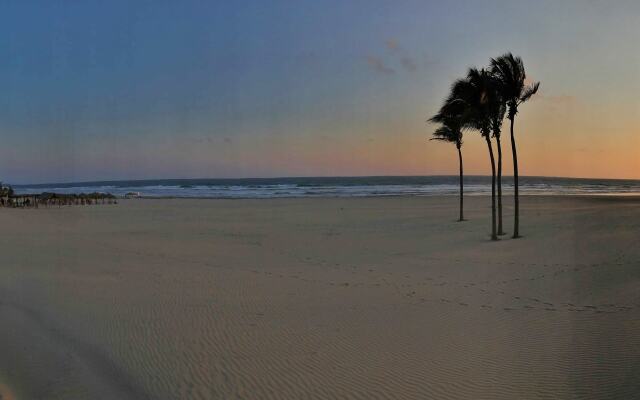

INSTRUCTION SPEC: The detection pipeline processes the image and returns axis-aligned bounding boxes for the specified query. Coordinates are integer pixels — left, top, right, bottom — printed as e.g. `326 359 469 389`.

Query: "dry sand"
0 196 639 399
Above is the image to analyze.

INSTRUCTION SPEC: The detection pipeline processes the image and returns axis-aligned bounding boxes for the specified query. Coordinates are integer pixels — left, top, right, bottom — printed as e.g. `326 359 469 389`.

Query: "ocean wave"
10 177 640 198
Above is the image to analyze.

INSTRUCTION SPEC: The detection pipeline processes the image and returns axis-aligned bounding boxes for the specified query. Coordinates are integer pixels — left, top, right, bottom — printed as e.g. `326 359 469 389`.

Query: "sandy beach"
0 196 639 399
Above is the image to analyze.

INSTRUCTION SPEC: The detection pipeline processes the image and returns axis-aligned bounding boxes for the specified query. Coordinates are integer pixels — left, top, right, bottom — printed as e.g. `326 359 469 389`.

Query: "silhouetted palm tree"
447 69 499 240
488 77 507 235
429 121 464 221
490 53 540 238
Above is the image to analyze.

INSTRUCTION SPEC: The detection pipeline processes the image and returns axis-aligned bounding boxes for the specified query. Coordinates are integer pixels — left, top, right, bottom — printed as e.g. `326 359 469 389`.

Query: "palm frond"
519 81 540 103
491 54 524 95
430 125 462 147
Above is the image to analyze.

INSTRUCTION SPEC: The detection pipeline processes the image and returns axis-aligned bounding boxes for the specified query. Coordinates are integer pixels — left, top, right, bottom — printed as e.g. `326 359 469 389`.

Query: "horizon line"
10 174 640 187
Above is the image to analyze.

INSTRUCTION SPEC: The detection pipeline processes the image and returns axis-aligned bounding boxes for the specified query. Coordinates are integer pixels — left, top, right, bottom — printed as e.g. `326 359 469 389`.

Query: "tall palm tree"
429 121 464 221
488 77 507 235
490 53 540 238
447 69 499 240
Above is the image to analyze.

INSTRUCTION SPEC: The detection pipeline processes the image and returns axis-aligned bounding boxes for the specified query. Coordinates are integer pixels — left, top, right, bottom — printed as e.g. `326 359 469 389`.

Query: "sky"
1 0 639 184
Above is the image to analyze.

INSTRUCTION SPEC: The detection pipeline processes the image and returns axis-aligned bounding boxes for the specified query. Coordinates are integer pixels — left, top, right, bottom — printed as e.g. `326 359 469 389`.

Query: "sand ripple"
0 197 639 399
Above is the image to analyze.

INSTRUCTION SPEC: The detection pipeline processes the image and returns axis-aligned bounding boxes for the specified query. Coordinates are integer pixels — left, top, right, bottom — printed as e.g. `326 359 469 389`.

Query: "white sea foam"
11 177 640 198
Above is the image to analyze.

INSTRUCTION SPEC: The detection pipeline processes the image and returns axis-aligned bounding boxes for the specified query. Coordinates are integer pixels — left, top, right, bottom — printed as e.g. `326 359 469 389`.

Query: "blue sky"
1 1 639 183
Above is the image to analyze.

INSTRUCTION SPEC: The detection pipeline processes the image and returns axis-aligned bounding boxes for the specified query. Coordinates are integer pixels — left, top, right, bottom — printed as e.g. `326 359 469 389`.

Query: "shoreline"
10 176 640 200
125 193 640 200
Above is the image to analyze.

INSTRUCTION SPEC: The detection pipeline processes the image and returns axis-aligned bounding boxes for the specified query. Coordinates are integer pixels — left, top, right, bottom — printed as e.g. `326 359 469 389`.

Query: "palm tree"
490 53 540 238
447 69 499 240
488 77 507 235
429 121 464 221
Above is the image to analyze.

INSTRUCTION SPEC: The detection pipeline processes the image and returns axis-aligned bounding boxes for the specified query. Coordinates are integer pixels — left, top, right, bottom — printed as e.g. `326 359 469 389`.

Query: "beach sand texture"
0 196 639 399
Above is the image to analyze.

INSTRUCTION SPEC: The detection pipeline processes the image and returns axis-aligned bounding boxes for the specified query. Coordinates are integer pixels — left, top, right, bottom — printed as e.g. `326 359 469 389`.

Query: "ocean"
10 176 640 198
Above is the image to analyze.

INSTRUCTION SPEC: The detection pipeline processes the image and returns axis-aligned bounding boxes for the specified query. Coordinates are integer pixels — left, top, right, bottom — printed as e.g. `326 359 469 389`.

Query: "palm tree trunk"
496 135 504 235
457 145 464 222
510 116 520 238
485 136 498 240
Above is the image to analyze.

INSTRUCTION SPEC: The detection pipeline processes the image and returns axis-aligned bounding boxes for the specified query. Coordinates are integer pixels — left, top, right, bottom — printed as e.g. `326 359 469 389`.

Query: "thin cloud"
386 39 400 52
400 56 416 72
366 56 395 75
383 38 420 72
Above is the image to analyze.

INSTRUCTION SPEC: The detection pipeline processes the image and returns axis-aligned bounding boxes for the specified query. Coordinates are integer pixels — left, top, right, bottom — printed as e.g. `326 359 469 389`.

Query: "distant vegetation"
429 53 539 240
0 183 117 208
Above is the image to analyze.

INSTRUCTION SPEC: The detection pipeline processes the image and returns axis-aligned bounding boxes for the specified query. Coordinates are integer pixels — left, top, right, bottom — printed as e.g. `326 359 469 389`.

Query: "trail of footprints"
96 242 639 315
260 251 639 315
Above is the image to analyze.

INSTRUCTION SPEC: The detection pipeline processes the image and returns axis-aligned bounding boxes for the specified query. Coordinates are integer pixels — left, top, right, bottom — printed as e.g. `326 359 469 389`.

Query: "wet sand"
0 196 639 399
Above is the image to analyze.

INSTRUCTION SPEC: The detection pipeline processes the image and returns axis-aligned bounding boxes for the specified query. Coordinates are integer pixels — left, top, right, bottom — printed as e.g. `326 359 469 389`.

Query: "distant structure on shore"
0 182 117 208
